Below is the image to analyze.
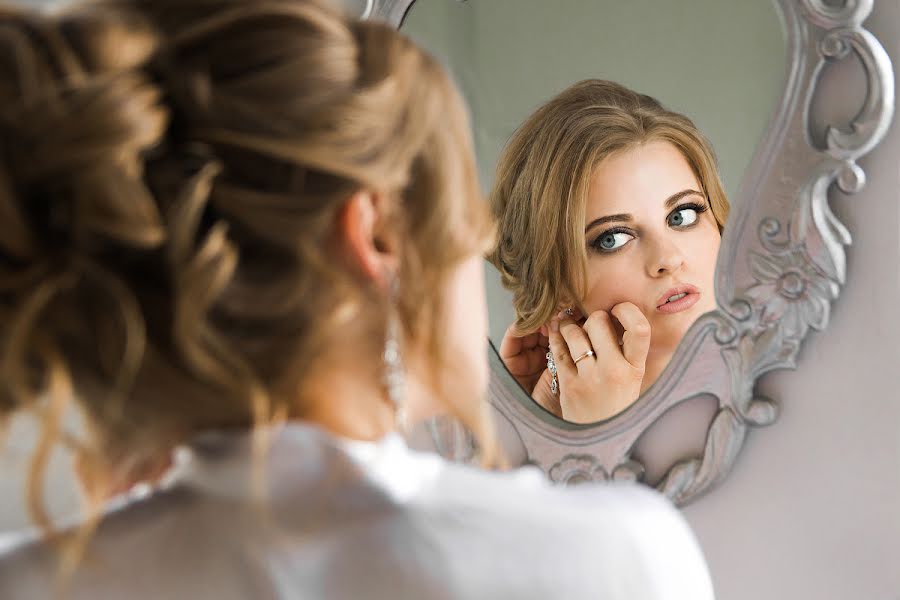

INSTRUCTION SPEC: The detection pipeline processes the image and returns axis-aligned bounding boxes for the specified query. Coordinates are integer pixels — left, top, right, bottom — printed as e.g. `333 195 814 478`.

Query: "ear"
554 294 582 318
334 190 400 290
562 305 584 320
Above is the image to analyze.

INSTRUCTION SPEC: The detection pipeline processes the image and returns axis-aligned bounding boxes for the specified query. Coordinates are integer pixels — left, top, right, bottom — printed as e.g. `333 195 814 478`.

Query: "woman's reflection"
489 80 729 423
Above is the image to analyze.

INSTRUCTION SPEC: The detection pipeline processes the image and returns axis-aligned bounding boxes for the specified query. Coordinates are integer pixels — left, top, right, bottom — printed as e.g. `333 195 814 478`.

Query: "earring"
383 281 408 431
546 350 559 395
564 307 575 317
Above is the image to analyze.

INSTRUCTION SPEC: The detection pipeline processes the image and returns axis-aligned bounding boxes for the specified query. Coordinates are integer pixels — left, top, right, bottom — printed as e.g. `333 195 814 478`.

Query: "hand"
498 322 550 397
536 302 651 424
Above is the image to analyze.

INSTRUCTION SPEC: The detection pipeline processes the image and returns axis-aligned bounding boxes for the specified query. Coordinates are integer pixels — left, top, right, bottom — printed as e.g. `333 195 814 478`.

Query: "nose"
645 236 685 277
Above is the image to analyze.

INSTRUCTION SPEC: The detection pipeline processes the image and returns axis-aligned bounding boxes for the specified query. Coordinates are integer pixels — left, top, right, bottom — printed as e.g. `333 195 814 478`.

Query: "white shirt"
0 423 714 599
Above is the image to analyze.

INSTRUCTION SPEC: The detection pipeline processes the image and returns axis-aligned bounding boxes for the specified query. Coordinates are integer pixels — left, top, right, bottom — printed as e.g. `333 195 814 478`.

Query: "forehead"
586 140 700 216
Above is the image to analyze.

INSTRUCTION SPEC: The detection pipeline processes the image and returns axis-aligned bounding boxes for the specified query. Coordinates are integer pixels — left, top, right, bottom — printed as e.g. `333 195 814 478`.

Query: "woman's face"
581 140 721 357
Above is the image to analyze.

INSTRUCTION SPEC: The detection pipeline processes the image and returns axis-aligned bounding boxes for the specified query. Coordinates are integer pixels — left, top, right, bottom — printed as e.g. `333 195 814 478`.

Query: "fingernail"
550 318 559 333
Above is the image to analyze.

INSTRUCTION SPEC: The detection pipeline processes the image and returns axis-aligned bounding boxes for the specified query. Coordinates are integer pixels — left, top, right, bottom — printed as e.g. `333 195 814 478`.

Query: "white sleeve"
411 465 715 600
573 483 716 600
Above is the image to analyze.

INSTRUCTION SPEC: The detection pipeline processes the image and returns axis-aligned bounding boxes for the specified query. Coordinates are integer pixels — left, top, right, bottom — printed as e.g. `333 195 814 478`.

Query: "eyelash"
589 227 634 254
673 202 709 223
588 201 710 254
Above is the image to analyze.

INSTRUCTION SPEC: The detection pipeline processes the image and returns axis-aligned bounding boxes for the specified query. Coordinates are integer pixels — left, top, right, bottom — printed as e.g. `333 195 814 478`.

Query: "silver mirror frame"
373 0 894 505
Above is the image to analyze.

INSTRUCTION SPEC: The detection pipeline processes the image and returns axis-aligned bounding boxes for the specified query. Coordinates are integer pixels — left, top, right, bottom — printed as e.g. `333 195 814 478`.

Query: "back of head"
0 0 492 507
488 79 729 333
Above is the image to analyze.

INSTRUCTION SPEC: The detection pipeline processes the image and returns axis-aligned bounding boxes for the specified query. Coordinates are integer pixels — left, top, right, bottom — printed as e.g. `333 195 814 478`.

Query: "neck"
77 341 440 501
300 362 394 441
298 348 437 442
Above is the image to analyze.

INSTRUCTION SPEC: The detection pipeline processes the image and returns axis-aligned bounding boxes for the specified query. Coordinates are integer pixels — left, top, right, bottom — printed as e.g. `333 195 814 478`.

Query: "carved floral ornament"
372 0 894 505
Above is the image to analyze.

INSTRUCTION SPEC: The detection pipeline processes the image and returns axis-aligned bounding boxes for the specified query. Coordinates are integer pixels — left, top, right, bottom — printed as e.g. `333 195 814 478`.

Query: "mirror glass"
402 0 786 423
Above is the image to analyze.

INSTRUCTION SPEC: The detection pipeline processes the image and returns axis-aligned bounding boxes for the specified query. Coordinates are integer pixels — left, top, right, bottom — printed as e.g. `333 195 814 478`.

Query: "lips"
656 284 701 314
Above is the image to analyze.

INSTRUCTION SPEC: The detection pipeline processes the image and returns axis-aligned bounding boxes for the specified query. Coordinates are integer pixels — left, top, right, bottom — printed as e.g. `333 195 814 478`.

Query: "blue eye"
668 206 700 228
593 231 634 252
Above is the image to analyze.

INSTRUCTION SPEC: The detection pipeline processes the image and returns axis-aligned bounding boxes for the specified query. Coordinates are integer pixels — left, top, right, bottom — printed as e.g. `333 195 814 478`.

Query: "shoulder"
0 486 262 600
392 461 715 600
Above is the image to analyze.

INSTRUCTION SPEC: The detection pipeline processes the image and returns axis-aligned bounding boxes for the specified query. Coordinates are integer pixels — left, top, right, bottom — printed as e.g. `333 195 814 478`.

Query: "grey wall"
682 2 900 598
0 414 82 538
402 0 786 199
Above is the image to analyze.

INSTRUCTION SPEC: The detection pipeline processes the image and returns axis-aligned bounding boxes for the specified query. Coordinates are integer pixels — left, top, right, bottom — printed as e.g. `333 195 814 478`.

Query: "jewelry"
384 280 408 431
546 350 559 395
564 307 575 317
573 349 595 364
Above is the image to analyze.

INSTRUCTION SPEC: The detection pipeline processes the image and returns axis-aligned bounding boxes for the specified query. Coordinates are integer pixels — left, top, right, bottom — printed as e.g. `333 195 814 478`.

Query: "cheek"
693 227 722 279
582 257 644 313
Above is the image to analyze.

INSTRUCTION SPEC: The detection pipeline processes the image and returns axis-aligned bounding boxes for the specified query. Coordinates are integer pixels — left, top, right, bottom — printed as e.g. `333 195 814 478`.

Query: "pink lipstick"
656 284 700 315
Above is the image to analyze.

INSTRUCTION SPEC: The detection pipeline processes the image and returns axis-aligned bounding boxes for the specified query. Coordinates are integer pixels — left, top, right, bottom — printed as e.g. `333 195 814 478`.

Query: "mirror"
400 0 786 422
374 0 893 504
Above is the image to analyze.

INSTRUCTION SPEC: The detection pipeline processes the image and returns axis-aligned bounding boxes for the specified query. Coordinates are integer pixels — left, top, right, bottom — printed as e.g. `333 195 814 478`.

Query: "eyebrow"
584 189 705 233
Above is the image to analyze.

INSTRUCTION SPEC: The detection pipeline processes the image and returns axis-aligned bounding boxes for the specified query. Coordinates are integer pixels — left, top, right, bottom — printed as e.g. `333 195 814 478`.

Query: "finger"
498 323 522 360
581 310 620 364
556 316 594 374
558 316 594 358
499 323 537 359
546 318 577 381
611 302 651 370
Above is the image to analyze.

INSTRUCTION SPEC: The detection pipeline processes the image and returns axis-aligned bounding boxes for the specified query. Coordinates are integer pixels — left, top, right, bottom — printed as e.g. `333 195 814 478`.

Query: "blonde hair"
489 79 729 333
0 0 495 538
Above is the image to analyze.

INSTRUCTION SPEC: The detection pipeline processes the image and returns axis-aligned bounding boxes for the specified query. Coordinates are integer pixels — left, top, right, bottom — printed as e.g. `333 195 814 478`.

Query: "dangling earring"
383 279 408 431
546 350 559 395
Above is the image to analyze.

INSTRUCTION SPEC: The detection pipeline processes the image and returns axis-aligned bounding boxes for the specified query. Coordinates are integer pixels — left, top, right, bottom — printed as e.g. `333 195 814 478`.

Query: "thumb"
611 302 651 371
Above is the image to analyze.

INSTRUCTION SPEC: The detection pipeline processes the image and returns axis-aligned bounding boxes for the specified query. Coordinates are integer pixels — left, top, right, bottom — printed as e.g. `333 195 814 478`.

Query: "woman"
0 2 713 598
492 80 729 424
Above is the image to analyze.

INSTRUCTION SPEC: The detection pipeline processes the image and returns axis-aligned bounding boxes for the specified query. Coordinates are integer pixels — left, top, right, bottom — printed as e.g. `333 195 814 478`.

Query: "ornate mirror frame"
371 0 895 505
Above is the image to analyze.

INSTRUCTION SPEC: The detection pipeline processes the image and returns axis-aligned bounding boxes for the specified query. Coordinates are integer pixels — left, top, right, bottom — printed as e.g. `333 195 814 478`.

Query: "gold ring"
573 349 595 364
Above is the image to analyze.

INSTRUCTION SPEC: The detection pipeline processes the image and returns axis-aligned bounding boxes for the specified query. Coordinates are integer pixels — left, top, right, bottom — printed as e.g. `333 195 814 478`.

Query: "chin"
652 314 698 348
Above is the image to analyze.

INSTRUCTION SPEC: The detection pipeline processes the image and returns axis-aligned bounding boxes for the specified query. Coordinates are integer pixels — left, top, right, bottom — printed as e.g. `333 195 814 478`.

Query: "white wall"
682 3 900 598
